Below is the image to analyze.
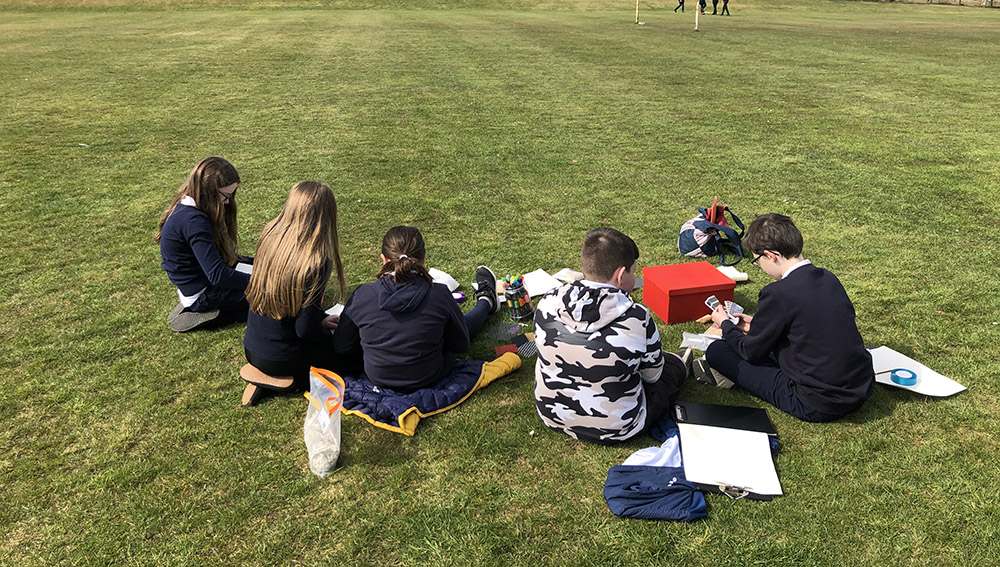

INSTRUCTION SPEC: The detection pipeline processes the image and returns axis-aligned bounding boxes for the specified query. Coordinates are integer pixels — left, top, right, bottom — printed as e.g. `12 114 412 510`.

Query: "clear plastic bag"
303 367 345 477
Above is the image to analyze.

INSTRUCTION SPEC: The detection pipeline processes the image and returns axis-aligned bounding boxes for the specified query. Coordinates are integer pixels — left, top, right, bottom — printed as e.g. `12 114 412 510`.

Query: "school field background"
1 0 999 565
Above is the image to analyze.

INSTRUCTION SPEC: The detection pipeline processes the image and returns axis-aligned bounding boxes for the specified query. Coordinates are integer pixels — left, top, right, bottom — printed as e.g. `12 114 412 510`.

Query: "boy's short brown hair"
581 228 640 282
742 213 804 258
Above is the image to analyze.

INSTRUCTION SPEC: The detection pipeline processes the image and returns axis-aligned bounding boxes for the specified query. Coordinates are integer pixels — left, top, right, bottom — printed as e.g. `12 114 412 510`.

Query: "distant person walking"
721 0 730 15
699 0 706 14
712 0 718 14
675 0 684 12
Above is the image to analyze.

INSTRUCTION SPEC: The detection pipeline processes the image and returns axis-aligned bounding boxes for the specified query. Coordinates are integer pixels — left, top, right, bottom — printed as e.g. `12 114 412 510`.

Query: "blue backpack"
678 201 745 266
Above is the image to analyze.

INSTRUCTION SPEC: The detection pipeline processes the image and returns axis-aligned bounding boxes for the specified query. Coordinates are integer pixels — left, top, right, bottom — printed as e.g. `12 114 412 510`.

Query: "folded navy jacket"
604 465 708 522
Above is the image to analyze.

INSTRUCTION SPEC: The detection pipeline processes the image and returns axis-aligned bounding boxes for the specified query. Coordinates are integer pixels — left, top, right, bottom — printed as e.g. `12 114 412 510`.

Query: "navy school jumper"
159 205 249 309
709 264 875 417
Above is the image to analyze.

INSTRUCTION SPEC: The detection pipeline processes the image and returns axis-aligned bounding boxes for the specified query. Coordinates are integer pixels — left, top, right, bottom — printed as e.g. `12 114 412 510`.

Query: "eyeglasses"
218 185 238 204
751 252 766 267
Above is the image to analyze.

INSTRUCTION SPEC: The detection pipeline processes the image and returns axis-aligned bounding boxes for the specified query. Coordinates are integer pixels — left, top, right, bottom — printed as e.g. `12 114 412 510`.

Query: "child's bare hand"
710 306 730 326
322 314 340 331
735 313 752 332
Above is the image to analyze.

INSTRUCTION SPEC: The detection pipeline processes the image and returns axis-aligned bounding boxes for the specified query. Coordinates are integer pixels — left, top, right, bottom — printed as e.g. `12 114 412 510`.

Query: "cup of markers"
503 274 534 321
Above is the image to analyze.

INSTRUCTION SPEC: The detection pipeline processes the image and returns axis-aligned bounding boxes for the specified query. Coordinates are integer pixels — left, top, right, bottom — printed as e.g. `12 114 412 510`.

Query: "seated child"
706 213 875 422
156 156 251 332
333 226 501 392
242 181 347 405
533 227 688 444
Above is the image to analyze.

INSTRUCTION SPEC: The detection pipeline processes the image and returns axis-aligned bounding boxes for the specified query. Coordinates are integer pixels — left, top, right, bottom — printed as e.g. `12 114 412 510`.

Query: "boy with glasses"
706 213 874 422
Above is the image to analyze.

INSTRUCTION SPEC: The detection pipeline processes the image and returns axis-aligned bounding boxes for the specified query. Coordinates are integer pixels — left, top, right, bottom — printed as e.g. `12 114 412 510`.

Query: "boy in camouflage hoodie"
533 228 688 444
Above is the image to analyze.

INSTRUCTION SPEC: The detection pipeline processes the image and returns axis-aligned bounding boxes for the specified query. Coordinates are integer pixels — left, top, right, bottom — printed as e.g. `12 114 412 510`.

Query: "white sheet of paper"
678 423 782 497
552 268 584 283
235 262 253 275
325 304 344 317
522 269 563 297
428 267 460 292
679 332 722 352
869 346 966 397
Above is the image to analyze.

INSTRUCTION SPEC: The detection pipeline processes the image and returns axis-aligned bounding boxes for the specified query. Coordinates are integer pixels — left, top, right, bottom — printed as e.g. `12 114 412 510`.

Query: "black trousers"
190 285 249 324
245 346 362 392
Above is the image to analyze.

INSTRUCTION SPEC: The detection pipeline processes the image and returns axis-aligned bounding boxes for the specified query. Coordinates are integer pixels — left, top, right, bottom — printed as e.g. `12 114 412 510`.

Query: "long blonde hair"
155 156 241 266
246 181 346 319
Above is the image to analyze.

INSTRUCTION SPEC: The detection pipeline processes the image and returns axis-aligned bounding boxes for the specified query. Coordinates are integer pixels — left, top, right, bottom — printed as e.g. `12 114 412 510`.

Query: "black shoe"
475 266 501 314
693 356 734 389
169 307 221 332
167 302 185 323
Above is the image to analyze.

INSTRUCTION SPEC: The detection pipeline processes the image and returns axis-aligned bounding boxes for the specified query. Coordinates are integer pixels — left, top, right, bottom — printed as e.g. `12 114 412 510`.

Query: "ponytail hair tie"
398 254 408 260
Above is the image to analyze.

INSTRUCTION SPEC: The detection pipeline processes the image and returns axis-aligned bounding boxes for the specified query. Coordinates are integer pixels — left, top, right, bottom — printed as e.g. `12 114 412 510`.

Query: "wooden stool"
239 364 294 390
241 383 263 407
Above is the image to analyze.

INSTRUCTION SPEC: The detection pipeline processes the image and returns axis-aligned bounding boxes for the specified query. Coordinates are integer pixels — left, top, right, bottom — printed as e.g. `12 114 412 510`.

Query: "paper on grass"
522 269 563 297
428 267 460 292
679 331 722 352
552 268 584 283
235 262 253 275
678 423 782 497
869 346 966 397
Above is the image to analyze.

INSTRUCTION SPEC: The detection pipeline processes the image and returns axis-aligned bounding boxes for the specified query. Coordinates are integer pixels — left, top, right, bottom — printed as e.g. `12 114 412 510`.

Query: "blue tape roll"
890 368 917 386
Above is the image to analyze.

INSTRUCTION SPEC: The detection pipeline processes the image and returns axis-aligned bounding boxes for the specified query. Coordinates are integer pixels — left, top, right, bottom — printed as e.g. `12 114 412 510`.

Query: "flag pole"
635 0 640 24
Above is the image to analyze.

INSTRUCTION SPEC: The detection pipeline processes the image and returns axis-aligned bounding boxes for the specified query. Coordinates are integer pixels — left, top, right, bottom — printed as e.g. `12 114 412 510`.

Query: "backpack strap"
722 207 745 237
714 223 744 266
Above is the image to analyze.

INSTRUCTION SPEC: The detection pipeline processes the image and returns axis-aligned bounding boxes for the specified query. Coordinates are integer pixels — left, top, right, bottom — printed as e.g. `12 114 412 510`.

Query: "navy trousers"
705 340 841 422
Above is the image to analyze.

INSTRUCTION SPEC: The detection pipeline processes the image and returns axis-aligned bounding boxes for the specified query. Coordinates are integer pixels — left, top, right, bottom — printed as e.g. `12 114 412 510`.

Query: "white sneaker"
717 265 748 282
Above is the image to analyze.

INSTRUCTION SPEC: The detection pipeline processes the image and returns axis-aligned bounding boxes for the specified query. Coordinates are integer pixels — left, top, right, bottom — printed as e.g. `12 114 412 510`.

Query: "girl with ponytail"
334 226 501 392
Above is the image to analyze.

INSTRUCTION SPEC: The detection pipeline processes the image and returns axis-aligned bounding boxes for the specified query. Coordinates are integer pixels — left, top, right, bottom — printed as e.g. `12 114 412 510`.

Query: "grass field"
1 0 999 565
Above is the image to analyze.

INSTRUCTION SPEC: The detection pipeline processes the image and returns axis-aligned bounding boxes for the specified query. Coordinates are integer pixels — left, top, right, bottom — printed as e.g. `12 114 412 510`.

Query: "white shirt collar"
581 279 619 290
179 195 197 208
782 259 812 279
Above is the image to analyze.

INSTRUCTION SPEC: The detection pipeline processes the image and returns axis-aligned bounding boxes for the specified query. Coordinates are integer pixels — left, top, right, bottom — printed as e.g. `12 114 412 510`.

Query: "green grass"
1 1 999 565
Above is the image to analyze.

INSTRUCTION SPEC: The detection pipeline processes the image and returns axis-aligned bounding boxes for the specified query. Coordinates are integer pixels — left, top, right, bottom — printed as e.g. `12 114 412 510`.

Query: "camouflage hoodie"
533 280 665 443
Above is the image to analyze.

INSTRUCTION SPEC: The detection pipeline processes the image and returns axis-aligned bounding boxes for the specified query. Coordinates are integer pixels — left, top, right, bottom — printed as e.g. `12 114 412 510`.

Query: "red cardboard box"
642 262 736 324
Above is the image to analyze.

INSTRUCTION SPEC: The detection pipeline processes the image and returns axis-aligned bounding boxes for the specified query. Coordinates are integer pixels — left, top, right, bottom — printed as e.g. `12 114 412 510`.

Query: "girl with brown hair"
157 156 251 332
333 226 501 392
241 181 347 405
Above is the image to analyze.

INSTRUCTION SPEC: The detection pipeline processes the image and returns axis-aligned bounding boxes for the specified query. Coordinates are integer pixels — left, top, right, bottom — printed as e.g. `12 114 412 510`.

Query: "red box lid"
643 262 735 295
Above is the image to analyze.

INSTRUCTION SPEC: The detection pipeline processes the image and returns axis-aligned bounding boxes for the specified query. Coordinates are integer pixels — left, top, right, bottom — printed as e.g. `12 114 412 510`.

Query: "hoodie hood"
376 275 430 313
547 280 635 333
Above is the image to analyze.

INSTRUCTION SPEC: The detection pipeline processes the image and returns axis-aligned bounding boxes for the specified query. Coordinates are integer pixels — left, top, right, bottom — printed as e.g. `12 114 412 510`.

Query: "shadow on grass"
840 340 940 425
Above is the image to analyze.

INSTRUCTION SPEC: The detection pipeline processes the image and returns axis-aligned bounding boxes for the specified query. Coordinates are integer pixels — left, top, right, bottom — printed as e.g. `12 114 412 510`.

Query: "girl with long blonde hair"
241 181 347 405
333 226 501 392
157 156 250 332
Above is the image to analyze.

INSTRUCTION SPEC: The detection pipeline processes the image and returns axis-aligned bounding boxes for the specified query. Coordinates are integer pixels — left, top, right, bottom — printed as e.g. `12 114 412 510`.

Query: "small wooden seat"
241 383 263 407
239 364 294 390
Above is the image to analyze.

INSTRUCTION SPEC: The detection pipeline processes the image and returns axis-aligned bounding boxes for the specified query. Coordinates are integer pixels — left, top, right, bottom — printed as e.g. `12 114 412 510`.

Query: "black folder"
673 401 778 437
